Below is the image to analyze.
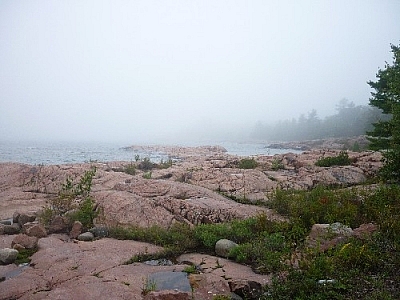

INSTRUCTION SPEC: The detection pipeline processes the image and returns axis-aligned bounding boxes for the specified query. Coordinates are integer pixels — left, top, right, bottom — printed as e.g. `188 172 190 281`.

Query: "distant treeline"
252 99 388 141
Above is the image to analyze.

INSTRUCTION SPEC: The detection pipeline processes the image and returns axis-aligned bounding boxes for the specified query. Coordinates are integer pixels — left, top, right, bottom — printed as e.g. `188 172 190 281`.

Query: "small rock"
215 239 238 258
69 221 83 239
77 232 94 241
3 224 21 235
11 234 38 250
0 248 19 265
12 243 25 252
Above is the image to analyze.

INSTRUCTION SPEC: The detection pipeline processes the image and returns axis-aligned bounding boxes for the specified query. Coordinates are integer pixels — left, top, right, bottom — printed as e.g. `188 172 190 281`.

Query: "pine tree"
367 43 400 181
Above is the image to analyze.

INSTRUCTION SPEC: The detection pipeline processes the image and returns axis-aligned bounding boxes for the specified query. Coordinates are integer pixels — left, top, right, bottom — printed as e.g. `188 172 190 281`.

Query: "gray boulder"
0 248 19 265
77 232 94 241
3 223 21 235
215 239 238 258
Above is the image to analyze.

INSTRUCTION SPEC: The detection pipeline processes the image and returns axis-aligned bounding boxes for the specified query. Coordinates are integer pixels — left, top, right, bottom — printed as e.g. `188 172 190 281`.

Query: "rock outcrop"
0 145 384 299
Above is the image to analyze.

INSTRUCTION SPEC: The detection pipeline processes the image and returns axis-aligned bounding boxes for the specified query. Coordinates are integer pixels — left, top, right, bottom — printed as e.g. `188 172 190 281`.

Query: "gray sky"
1 1 399 143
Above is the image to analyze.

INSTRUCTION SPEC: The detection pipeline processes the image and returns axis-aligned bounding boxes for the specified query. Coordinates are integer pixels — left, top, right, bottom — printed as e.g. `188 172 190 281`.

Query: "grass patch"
15 248 37 265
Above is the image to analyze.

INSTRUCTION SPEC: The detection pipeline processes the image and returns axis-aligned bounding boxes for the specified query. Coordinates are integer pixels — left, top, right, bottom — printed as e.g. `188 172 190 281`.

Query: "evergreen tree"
367 43 400 181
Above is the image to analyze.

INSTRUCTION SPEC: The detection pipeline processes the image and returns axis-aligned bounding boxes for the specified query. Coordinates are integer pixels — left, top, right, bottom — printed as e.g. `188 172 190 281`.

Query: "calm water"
0 140 297 165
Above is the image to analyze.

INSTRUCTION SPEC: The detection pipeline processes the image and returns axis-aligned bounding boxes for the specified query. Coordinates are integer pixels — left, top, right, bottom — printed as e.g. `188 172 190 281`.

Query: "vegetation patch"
110 183 399 299
271 158 284 170
238 157 258 169
39 167 99 230
15 248 37 265
315 151 352 167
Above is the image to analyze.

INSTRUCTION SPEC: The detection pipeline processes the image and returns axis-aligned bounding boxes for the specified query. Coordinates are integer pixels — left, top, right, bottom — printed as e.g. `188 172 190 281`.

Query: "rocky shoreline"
0 144 382 299
266 135 370 151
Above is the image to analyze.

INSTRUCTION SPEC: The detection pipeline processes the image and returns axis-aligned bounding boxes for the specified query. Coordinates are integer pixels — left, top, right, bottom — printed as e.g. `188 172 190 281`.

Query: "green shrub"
138 157 154 171
123 163 136 175
238 157 258 169
183 265 198 274
159 158 173 169
271 158 284 170
315 151 352 167
39 167 98 230
263 185 400 299
267 186 361 229
142 171 152 179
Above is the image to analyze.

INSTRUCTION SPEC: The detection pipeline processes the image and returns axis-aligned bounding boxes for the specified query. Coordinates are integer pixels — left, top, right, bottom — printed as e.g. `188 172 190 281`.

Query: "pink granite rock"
11 234 38 250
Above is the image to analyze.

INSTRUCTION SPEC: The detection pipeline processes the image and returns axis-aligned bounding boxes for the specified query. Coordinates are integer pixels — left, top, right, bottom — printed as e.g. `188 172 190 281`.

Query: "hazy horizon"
1 1 400 144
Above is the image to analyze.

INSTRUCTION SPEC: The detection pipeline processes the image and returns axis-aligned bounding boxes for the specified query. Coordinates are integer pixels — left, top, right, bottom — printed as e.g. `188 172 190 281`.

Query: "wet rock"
0 248 19 265
0 220 12 226
146 271 192 292
215 239 238 258
77 232 94 241
69 221 83 239
11 234 38 250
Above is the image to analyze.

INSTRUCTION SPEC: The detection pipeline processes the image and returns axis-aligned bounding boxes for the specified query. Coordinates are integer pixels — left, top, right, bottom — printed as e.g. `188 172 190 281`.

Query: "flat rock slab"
0 235 165 300
0 234 273 300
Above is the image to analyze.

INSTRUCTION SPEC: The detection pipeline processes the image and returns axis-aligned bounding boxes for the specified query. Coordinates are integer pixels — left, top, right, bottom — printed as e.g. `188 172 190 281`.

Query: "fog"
1 1 399 144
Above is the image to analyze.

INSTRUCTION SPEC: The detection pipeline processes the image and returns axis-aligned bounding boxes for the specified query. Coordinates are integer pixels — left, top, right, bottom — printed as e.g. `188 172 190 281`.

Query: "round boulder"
77 232 94 241
0 248 19 265
215 239 238 258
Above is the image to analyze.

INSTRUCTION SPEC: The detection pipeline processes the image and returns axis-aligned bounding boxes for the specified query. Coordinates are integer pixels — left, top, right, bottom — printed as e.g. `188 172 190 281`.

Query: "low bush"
39 167 99 230
315 151 352 167
123 163 136 175
138 157 154 171
263 185 400 299
238 157 258 169
271 158 284 170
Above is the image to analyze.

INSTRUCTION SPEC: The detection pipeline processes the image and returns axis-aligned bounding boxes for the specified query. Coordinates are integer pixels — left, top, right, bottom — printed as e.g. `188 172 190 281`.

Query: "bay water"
0 140 296 165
